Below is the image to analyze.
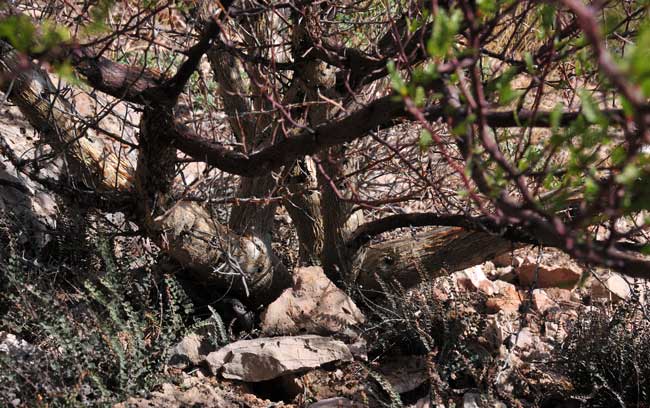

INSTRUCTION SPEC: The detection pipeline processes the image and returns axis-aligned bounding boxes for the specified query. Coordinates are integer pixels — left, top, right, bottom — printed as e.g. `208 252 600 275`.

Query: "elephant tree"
1 0 649 303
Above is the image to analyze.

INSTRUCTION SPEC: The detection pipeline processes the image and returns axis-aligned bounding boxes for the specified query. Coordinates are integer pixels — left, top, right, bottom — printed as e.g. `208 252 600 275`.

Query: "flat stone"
205 335 353 382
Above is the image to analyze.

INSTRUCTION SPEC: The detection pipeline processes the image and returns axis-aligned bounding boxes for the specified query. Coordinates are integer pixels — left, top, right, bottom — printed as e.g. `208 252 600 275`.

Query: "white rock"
168 333 214 368
591 273 631 301
0 332 37 360
456 266 495 295
463 392 481 408
532 289 555 314
512 327 534 350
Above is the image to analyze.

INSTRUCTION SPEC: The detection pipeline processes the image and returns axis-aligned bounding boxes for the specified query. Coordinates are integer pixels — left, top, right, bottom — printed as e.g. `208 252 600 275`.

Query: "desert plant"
554 300 650 407
0 218 191 407
362 275 499 404
1 0 649 306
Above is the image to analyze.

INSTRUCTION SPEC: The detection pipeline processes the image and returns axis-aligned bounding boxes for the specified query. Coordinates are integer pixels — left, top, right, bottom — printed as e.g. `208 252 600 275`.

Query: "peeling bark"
0 42 134 192
356 227 514 292
285 157 323 265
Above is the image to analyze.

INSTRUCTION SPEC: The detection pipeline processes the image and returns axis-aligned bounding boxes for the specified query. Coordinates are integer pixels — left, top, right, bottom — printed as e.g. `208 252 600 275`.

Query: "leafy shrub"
0 211 191 407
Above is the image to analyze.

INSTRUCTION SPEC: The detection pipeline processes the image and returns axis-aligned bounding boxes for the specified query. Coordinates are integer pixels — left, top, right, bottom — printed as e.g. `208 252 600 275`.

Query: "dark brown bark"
168 100 640 178
70 49 167 104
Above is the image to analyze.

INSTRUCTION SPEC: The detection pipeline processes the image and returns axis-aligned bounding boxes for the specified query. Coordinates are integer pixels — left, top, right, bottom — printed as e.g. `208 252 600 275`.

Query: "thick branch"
348 213 541 253
162 0 235 101
69 48 167 104
351 210 650 283
171 98 638 177
170 94 407 176
356 227 515 291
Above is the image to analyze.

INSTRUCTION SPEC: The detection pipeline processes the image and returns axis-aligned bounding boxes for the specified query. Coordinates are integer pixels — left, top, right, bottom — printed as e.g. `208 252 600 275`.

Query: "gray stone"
206 335 353 382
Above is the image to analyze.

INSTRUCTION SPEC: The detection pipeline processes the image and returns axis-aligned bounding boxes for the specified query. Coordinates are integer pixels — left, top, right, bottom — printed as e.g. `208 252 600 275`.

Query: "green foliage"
427 9 462 58
184 305 229 349
550 102 564 132
0 15 35 52
407 9 431 33
34 21 70 53
85 0 115 35
419 129 433 152
365 366 403 408
627 23 650 97
0 16 70 54
485 67 522 106
579 91 604 124
0 213 190 406
517 144 543 173
476 0 498 18
538 4 556 39
387 60 408 97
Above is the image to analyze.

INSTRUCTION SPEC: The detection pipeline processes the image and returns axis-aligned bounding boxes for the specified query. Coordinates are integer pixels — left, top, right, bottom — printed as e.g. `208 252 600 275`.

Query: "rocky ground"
1 79 648 408
1 248 629 407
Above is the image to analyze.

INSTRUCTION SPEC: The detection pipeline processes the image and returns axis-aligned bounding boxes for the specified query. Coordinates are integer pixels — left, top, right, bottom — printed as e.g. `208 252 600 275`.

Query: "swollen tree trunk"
356 227 515 291
205 8 291 300
284 156 323 265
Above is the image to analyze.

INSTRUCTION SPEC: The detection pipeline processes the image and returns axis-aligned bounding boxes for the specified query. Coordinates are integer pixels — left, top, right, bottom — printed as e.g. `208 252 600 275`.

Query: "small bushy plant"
554 301 650 407
0 210 191 407
360 275 499 405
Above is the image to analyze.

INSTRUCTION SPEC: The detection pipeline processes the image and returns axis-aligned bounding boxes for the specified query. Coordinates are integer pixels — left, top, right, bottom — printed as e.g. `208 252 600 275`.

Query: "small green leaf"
452 114 476 136
524 52 535 73
477 0 497 17
387 60 407 96
629 23 650 96
427 9 463 58
616 164 640 185
414 86 426 107
540 4 556 32
419 130 433 152
486 67 520 106
641 244 650 255
34 22 70 54
550 102 563 131
579 91 600 123
584 177 599 201
611 146 627 166
85 0 115 35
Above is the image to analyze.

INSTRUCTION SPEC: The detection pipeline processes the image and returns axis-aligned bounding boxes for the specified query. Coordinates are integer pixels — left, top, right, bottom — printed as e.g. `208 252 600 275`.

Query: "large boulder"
261 266 365 339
